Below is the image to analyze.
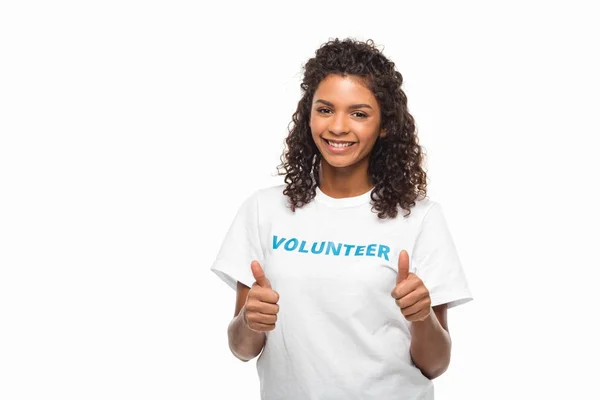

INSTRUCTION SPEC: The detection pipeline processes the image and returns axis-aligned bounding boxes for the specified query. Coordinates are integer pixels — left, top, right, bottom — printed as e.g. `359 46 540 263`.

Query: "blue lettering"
272 235 286 250
311 241 325 254
378 245 390 261
298 240 309 253
271 235 389 260
284 238 299 251
326 241 341 256
355 245 365 256
343 244 356 256
366 244 376 256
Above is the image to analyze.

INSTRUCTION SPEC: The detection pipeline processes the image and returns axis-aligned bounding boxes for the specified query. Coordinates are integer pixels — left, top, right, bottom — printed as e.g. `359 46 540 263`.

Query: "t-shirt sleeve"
411 202 473 309
210 192 264 291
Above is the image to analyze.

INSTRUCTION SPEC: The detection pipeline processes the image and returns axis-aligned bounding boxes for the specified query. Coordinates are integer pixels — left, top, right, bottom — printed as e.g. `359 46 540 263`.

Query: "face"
310 74 385 171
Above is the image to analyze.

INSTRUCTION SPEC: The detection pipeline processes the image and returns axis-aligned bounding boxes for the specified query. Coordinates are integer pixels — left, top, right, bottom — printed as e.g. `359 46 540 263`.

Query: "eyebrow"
314 99 373 110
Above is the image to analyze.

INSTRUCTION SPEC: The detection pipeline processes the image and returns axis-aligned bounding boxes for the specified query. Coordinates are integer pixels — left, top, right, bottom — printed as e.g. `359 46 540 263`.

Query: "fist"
243 260 280 332
391 250 432 322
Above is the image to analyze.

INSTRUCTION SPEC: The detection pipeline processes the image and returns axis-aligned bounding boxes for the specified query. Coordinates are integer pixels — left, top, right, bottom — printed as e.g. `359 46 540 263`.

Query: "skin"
309 74 386 198
228 73 452 379
392 250 451 379
227 261 276 362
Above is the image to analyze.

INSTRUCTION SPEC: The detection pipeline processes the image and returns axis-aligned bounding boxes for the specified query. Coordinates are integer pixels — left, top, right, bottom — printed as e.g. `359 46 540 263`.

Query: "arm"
227 281 267 362
410 304 451 379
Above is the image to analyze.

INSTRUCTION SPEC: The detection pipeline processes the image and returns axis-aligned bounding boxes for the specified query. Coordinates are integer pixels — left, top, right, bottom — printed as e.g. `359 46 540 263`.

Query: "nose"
328 113 349 136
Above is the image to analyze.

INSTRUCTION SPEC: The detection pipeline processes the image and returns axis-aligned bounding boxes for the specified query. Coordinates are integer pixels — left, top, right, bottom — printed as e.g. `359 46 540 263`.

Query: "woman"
211 37 472 400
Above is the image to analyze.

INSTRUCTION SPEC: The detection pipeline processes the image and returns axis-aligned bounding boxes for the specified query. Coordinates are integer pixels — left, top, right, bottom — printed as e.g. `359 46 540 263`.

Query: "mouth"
322 138 356 150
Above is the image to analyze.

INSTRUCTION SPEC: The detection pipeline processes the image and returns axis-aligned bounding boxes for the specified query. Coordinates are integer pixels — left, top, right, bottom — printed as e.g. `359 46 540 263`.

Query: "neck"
318 159 373 198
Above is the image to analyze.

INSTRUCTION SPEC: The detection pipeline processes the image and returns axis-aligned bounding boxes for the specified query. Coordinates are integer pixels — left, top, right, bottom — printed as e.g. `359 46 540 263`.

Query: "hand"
243 260 280 332
391 250 432 322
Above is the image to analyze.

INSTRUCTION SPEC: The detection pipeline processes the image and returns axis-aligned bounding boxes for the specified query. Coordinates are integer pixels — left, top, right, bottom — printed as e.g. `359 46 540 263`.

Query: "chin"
320 156 356 169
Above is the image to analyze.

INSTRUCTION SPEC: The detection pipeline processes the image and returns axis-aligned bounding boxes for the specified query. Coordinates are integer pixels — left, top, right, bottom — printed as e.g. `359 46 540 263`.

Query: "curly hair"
277 38 428 219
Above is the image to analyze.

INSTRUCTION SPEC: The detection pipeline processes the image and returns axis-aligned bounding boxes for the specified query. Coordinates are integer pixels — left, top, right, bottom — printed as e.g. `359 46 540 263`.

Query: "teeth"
327 140 353 148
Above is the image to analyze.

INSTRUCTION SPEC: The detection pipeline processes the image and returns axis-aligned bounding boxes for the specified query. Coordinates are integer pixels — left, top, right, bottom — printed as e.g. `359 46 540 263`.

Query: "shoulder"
228 185 288 225
253 184 286 199
405 195 441 222
243 184 288 211
249 184 286 203
409 197 455 240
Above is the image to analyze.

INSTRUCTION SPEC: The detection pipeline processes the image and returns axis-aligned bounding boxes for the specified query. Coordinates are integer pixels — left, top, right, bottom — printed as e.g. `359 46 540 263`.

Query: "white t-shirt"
211 184 472 400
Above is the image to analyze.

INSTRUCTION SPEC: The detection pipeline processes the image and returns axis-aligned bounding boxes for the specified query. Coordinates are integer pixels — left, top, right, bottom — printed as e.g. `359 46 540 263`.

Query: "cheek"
356 128 380 145
310 115 319 130
310 118 324 138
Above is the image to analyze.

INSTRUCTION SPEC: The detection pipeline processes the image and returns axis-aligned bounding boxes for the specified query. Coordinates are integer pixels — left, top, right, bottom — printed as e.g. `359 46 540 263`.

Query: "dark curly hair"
277 38 428 219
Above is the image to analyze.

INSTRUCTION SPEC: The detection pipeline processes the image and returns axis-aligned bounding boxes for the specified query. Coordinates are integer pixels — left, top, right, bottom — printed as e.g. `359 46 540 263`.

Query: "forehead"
314 74 377 105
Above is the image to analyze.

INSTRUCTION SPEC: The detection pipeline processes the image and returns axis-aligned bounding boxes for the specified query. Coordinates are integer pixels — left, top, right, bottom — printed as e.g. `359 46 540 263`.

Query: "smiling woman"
276 39 429 218
310 74 385 182
210 37 472 400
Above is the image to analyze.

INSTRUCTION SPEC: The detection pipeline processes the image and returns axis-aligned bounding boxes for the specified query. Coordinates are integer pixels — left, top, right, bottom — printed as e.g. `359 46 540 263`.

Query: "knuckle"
253 286 264 295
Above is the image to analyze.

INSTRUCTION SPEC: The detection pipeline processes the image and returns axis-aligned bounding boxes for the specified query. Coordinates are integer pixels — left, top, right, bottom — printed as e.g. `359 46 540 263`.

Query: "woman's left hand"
391 250 432 322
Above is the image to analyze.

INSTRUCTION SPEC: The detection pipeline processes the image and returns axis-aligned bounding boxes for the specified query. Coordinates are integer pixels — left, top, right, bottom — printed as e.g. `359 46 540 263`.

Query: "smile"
322 138 356 153
323 138 356 148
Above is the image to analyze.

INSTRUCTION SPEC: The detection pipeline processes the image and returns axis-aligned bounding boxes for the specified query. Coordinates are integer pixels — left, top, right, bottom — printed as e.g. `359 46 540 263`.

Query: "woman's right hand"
243 260 280 332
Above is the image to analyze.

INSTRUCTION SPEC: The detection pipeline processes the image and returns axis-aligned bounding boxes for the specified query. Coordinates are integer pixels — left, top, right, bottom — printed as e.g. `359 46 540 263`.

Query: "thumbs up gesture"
243 260 280 332
391 250 432 322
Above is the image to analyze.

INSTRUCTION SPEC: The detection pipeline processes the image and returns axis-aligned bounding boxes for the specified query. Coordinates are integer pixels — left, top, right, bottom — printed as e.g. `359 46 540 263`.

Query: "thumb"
397 250 410 284
251 260 271 289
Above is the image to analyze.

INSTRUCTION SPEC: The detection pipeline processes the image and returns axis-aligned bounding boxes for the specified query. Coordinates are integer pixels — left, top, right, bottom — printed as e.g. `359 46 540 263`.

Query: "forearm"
227 306 266 362
409 310 451 379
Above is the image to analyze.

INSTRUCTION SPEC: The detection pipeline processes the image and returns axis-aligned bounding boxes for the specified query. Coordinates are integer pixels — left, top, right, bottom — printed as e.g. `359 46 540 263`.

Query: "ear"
379 128 387 138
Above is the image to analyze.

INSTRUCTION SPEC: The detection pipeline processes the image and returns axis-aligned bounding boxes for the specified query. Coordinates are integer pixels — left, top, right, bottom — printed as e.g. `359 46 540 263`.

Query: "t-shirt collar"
315 186 374 208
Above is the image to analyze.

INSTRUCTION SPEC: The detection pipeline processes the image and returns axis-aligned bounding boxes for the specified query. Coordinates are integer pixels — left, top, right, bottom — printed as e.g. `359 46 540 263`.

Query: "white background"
1 1 599 399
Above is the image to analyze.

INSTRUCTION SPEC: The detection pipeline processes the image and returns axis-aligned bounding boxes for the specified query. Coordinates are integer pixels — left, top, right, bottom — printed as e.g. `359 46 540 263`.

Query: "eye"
316 108 367 118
